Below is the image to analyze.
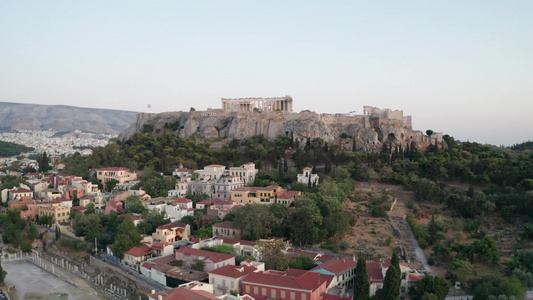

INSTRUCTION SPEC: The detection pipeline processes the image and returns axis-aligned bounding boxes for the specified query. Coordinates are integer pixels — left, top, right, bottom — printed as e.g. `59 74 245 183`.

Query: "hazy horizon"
1 1 532 146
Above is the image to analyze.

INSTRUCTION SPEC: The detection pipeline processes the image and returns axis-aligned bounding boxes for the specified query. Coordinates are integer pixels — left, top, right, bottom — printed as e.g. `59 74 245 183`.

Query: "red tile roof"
197 198 227 205
173 197 192 204
71 206 87 211
11 188 32 193
208 265 256 278
157 221 188 230
311 257 356 275
125 244 152 257
212 221 238 229
243 268 333 291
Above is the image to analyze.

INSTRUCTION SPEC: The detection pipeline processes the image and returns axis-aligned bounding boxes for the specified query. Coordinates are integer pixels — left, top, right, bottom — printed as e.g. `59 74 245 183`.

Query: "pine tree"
354 256 370 300
283 159 288 173
382 251 401 300
353 138 357 152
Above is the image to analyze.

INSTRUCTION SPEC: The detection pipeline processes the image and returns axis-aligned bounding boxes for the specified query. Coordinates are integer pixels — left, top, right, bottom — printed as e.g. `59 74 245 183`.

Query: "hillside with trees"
59 131 533 299
0 140 33 157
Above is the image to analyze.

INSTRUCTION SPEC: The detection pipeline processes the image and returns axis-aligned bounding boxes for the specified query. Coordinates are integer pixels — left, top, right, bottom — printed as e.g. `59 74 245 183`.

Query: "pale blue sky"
1 1 532 145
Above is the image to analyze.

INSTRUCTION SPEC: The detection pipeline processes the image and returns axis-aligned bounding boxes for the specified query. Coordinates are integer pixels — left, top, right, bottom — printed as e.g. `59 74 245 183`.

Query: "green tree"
288 199 323 245
353 256 370 300
125 195 146 214
21 241 33 253
28 222 38 240
409 275 450 300
381 251 401 300
192 259 205 271
85 203 95 214
256 240 288 271
105 179 119 192
288 255 316 270
110 219 142 259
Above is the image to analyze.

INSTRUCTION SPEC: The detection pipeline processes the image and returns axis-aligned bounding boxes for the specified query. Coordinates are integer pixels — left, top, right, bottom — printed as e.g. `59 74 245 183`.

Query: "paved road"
402 215 432 274
94 254 166 292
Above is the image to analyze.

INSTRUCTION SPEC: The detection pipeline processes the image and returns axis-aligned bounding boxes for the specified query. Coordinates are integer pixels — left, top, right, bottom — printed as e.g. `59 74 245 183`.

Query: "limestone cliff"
119 108 441 150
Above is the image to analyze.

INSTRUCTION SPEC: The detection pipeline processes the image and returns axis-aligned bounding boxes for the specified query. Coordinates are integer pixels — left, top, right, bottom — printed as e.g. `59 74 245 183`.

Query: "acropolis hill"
119 96 442 150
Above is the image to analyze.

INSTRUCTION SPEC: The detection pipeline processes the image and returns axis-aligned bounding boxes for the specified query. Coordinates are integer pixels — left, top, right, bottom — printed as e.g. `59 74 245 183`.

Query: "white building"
297 167 319 186
228 162 258 185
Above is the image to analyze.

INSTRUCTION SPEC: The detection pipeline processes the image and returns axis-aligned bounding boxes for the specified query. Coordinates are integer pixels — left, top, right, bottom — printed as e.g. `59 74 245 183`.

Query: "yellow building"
38 201 71 223
230 185 282 205
96 167 137 184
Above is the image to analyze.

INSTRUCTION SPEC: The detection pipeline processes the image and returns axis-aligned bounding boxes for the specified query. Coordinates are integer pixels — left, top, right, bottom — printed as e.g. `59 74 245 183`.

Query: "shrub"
21 241 33 253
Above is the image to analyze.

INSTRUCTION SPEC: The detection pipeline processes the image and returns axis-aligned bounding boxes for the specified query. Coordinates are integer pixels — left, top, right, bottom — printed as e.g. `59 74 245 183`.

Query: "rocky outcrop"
120 109 441 150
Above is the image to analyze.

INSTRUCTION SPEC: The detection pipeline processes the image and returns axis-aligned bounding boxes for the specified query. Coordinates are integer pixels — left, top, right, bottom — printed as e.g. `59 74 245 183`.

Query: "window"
211 277 215 284
291 292 295 299
281 291 285 298
254 287 258 294
231 281 234 288
271 290 276 298
262 288 266 296
222 279 226 287
302 294 307 300
246 286 250 293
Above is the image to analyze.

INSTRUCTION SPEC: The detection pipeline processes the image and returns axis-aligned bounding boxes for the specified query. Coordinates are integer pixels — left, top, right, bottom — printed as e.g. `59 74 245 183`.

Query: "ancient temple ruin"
221 96 293 113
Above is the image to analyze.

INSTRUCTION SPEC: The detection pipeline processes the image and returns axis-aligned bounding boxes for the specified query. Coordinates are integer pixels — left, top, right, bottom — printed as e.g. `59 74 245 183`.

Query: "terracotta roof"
197 198 228 205
141 254 176 270
10 188 32 193
409 273 422 282
208 265 256 278
366 261 384 283
311 257 356 275
125 244 152 257
71 206 88 211
316 254 336 263
212 221 238 229
173 197 192 204
150 242 171 251
130 215 141 221
242 269 332 291
303 167 313 170
157 221 188 230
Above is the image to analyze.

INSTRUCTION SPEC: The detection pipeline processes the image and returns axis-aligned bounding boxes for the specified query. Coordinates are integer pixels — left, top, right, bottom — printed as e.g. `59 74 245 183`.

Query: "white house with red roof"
366 257 422 299
175 248 235 272
124 244 152 268
8 187 33 201
196 198 228 209
208 262 262 296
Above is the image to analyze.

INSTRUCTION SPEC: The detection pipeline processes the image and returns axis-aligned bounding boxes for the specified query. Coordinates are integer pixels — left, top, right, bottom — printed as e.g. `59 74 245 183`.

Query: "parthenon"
221 96 293 113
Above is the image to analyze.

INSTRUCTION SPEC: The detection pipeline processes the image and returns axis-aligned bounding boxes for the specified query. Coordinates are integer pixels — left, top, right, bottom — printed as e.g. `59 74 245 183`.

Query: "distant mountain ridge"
0 102 138 134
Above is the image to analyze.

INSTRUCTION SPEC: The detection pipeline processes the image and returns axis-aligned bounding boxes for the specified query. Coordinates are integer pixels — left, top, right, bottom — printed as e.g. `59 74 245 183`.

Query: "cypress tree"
353 138 356 152
382 251 401 300
283 159 288 173
353 256 369 300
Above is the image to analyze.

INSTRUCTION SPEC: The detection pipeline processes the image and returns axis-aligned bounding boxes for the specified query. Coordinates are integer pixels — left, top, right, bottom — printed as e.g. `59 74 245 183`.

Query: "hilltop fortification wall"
120 106 441 150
